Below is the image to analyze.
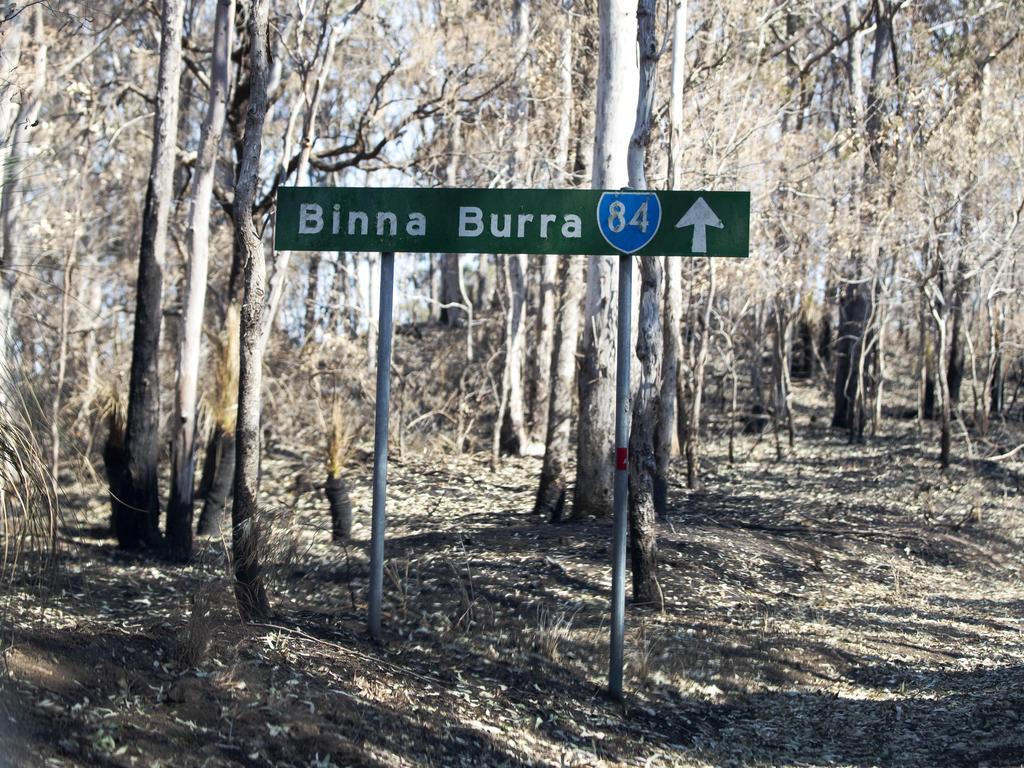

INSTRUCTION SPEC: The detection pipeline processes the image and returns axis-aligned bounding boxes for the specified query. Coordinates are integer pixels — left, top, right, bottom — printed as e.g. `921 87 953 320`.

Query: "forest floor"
2 384 1024 767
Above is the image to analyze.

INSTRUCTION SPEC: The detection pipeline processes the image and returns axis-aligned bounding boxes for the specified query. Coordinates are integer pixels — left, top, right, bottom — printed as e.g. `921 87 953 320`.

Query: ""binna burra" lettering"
458 206 581 239
298 203 426 237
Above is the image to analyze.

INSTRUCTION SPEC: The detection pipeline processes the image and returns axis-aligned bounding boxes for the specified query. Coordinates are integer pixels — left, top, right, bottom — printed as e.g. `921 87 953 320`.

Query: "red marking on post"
616 447 628 471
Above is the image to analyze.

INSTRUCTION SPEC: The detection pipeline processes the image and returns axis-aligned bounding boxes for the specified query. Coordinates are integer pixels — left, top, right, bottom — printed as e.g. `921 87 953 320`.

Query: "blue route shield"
596 191 662 254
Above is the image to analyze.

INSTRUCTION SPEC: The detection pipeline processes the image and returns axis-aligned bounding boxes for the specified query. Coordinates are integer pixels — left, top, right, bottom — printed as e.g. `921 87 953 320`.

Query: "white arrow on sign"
674 197 724 253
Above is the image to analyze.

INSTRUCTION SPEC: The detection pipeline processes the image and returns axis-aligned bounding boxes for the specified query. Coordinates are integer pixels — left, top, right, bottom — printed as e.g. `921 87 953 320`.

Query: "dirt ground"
2 385 1023 767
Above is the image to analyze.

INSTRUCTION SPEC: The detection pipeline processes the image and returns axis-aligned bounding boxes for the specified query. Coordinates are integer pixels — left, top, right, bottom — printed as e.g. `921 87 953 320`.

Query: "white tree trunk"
0 6 46 400
574 0 638 518
666 0 688 189
167 0 234 557
494 0 535 459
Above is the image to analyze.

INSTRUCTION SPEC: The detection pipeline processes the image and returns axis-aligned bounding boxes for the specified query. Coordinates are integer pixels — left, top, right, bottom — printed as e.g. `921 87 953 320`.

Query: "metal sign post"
368 251 395 643
275 186 749 694
609 252 632 700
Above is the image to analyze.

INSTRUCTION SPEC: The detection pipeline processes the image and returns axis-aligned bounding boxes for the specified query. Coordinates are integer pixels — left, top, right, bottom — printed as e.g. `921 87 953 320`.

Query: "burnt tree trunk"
325 476 353 541
117 0 186 550
832 283 871 431
535 257 583 522
196 427 235 535
947 285 965 408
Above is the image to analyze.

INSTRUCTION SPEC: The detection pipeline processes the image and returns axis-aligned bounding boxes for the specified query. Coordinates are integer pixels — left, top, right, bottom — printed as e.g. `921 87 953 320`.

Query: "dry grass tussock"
0 381 61 591
203 303 239 435
325 397 356 480
175 581 221 668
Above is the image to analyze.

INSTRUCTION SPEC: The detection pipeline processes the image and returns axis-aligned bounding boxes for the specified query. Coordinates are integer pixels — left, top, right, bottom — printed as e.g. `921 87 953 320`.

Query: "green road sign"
275 187 749 257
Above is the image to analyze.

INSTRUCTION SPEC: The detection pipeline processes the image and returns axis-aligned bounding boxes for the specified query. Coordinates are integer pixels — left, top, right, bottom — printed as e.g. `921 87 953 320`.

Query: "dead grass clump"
326 398 355 481
176 583 221 668
0 384 61 588
532 607 576 662
630 620 661 687
257 503 305 590
206 304 240 434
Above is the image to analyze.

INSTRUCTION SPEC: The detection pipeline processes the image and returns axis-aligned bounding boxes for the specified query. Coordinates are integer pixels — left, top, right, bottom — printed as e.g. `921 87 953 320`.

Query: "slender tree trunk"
195 189 248 512
261 23 337 352
81 281 103 422
494 254 530 458
325 253 353 337
535 257 583 521
832 282 871 430
440 116 464 327
684 260 714 488
833 0 890 435
231 0 271 621
629 254 662 605
744 303 767 434
946 274 965 408
770 298 794 454
654 0 687 517
439 254 463 325
116 0 185 549
529 0 575 445
303 253 321 338
626 0 661 605
990 304 1004 418
167 0 234 558
934 302 952 469
654 257 682 515
665 0 688 189
728 334 738 462
493 0 533 460
0 7 45 407
531 255 559 442
0 9 40 399
51 172 84 480
574 0 638 519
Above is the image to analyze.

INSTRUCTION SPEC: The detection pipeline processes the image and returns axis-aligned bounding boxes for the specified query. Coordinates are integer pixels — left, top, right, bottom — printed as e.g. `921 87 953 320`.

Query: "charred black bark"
103 429 132 540
196 429 235 536
196 431 218 500
535 475 567 523
990 350 1004 417
923 373 936 420
832 284 871 431
791 317 814 380
819 312 832 370
325 476 353 541
117 178 165 551
166 424 197 560
947 306 964 407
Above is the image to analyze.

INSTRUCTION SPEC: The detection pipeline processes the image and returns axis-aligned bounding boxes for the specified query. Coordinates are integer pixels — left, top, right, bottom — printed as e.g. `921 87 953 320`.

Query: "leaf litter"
1 390 1023 767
